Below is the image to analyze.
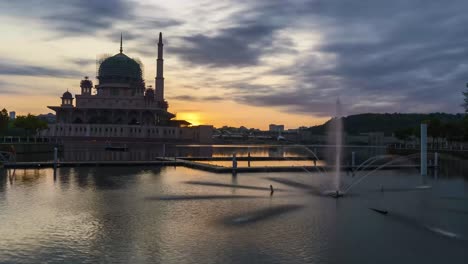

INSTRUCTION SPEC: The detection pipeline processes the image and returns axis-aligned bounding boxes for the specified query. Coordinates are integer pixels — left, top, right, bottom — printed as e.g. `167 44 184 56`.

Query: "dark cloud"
1 0 183 37
0 59 82 78
169 95 224 101
67 58 95 67
167 0 308 67
169 24 280 67
42 0 134 35
0 81 21 95
134 18 183 31
105 23 183 58
215 0 468 116
2 0 468 117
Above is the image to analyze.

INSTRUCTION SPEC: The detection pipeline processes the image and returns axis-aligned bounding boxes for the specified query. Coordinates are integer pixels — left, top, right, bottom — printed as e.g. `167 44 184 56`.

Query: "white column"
420 124 427 176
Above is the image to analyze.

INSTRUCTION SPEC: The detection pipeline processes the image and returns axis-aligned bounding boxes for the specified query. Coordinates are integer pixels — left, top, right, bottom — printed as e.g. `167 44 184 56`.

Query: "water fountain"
325 98 344 198
279 99 346 198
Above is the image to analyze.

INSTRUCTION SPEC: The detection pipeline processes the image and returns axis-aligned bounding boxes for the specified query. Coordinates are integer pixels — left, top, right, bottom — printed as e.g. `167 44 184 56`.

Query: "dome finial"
120 33 123 53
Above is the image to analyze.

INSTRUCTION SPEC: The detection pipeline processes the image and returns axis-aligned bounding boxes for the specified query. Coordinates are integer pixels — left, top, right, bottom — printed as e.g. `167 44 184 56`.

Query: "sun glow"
177 112 202 126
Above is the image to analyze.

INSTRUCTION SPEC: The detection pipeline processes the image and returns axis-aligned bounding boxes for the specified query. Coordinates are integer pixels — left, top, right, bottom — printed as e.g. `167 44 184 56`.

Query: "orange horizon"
0 94 328 130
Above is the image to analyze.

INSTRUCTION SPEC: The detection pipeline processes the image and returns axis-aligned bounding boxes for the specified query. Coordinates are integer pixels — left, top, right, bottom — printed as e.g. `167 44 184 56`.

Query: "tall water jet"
327 99 344 195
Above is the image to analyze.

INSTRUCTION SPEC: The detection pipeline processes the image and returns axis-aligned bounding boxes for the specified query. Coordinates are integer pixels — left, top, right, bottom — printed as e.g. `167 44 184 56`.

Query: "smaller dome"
62 91 73 99
80 76 93 88
145 87 154 96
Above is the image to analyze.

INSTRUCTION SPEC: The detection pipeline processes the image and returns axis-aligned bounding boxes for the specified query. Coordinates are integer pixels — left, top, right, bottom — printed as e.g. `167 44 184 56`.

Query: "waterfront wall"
38 124 213 143
0 143 56 154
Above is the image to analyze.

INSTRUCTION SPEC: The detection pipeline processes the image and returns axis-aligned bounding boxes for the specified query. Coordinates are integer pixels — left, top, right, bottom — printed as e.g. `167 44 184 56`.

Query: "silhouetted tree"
426 118 443 149
464 115 468 140
309 113 463 136
0 108 8 133
12 114 47 135
394 127 413 145
443 122 463 144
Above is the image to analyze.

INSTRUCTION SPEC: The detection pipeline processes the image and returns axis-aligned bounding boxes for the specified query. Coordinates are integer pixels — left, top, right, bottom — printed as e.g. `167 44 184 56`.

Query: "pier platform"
2 157 429 174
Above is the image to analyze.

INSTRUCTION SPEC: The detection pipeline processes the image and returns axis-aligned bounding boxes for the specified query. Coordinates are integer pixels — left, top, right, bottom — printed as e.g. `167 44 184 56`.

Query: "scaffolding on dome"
96 54 112 78
133 57 144 78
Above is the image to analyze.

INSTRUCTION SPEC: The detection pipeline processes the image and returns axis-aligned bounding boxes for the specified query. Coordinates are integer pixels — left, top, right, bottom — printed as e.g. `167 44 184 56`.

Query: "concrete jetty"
2 157 429 174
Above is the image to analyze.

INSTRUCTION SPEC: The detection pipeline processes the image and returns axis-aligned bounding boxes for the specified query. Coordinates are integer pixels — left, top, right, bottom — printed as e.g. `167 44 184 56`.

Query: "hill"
307 113 465 136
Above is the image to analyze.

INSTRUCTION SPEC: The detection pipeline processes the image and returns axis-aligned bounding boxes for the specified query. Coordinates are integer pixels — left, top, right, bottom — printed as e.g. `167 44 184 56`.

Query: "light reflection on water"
0 166 467 263
198 160 326 167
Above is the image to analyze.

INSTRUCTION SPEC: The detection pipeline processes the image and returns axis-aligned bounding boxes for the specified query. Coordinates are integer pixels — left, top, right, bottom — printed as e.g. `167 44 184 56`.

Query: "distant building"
9 111 15 120
40 33 212 143
269 124 284 132
37 113 56 124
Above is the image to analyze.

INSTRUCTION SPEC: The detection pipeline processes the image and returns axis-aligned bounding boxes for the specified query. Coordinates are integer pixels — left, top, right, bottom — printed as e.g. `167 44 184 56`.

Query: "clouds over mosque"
0 0 466 127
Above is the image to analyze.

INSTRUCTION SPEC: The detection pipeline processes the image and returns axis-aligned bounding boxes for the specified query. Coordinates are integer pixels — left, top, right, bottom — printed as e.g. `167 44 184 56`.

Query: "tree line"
394 116 468 147
306 113 466 137
0 108 48 136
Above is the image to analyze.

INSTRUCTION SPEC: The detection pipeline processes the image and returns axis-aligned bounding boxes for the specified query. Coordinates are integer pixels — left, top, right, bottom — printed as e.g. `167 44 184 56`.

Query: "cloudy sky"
0 0 466 129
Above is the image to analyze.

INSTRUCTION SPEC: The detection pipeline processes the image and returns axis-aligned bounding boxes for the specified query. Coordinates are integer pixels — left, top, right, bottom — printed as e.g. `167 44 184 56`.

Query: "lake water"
0 166 467 263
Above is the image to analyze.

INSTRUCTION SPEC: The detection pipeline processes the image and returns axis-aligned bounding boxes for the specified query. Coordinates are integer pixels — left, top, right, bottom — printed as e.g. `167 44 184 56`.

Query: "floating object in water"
323 190 344 198
270 185 274 196
425 226 460 239
225 204 304 225
369 208 388 215
415 185 432 190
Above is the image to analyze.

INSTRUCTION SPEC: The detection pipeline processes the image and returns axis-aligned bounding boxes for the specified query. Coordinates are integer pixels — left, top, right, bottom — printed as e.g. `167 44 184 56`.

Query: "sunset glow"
0 0 464 129
176 112 202 126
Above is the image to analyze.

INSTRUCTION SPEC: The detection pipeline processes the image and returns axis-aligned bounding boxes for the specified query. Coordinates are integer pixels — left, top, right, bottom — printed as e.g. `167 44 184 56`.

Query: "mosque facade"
42 33 212 143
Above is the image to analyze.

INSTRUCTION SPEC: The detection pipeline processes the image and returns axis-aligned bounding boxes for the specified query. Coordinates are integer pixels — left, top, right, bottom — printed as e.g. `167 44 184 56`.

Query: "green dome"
98 53 142 83
62 91 73 99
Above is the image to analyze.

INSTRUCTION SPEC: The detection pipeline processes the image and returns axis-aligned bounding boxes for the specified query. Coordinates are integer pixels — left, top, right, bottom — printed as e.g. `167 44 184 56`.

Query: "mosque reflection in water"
59 142 388 166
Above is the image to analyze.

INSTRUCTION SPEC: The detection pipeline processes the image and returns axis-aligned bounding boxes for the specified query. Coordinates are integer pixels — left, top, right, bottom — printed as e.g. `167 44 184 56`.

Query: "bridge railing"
389 143 467 151
1 136 52 144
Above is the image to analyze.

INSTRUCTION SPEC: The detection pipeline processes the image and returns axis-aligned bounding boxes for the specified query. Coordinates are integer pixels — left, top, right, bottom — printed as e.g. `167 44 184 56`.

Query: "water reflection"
0 166 467 263
19 143 392 163
73 167 92 188
0 170 6 198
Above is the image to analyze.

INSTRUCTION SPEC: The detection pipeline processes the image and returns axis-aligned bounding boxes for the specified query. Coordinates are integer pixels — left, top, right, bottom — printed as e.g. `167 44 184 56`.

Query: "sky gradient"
0 0 466 129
